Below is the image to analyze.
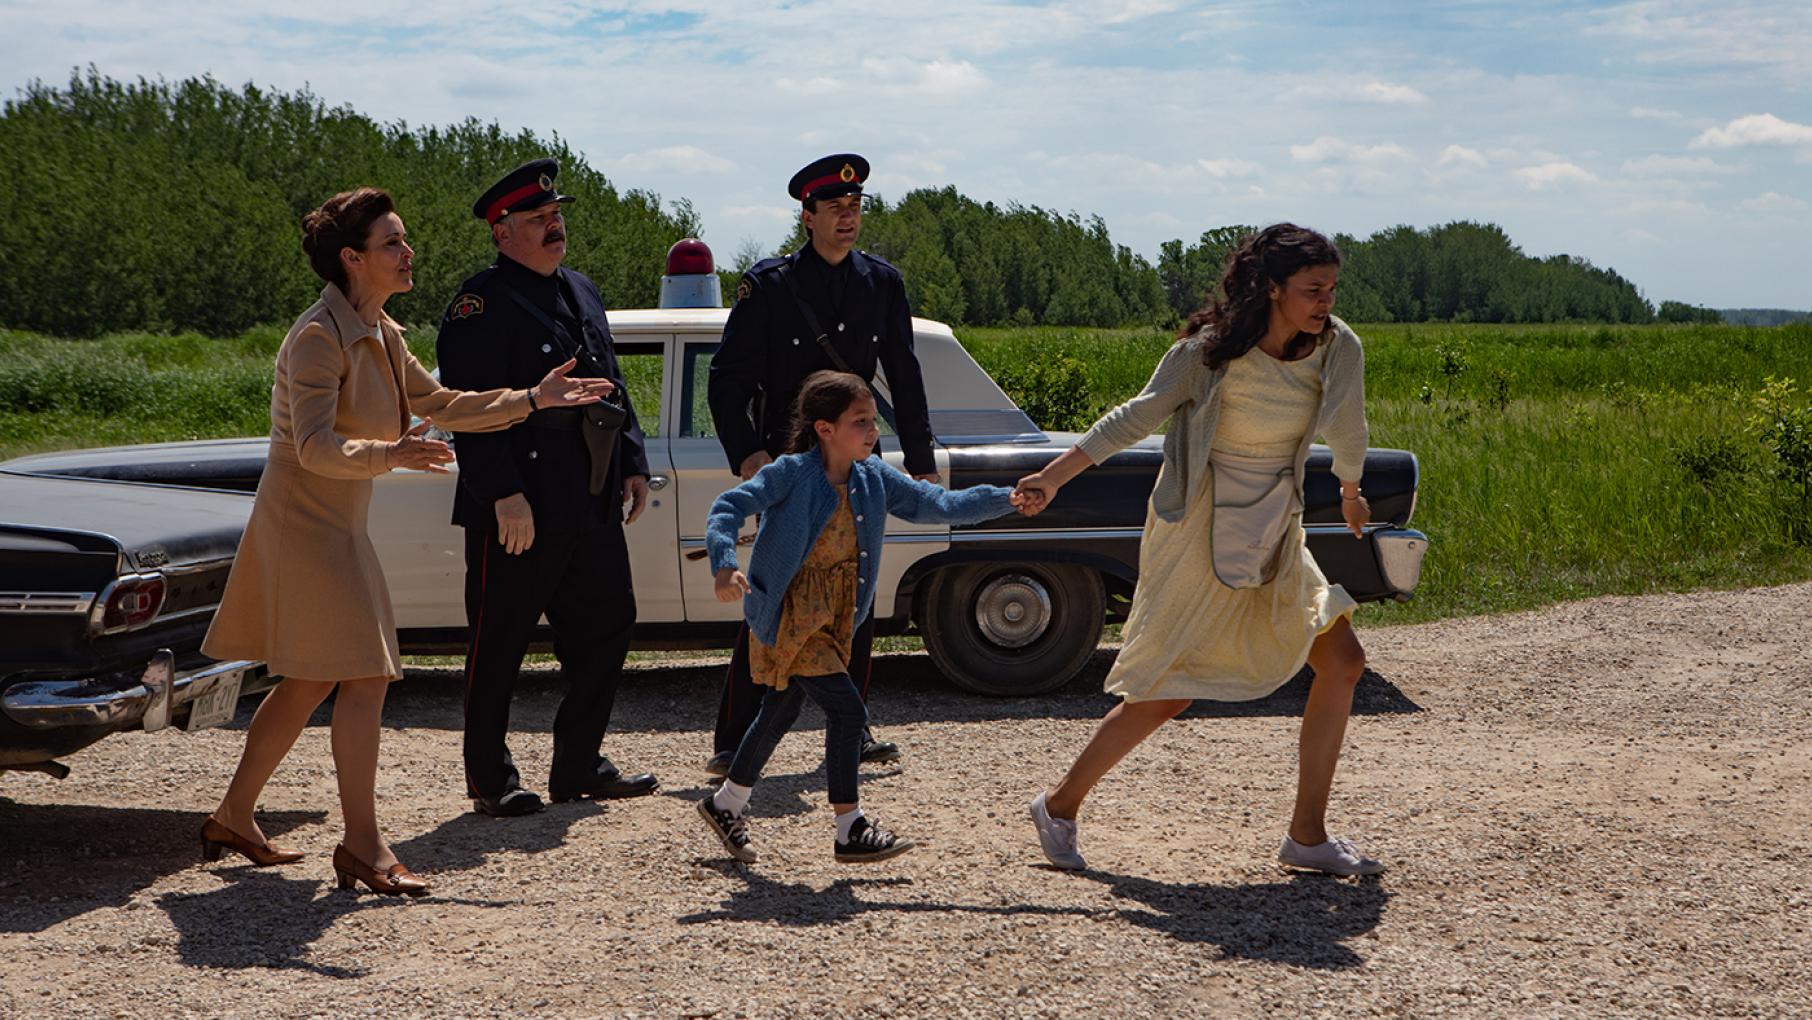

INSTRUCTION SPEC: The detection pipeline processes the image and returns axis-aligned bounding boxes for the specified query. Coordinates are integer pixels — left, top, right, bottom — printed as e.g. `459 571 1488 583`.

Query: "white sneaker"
1279 835 1384 876
1029 792 1086 870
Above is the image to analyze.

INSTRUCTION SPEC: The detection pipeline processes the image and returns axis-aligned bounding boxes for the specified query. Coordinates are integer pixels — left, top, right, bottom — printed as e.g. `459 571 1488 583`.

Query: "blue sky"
4 0 1808 307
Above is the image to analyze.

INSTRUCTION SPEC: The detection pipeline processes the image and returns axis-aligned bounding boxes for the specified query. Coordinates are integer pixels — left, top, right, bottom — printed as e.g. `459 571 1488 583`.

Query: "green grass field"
5 321 1811 628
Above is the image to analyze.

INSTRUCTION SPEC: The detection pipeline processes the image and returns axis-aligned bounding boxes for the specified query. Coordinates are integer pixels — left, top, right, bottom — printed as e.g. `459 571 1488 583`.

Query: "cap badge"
538 173 554 191
449 294 485 320
838 163 857 183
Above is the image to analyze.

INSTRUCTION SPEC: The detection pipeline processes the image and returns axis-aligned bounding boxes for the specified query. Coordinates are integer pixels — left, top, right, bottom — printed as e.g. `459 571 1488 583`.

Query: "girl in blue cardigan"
699 371 1027 863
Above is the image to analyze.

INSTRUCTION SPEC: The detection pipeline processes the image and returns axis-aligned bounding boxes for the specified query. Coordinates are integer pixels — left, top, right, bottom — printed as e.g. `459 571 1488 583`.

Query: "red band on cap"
485 182 546 224
801 172 858 200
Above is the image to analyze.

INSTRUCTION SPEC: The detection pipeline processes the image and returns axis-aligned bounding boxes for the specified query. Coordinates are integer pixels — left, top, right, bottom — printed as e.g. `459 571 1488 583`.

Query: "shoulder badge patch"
449 293 484 320
735 277 752 302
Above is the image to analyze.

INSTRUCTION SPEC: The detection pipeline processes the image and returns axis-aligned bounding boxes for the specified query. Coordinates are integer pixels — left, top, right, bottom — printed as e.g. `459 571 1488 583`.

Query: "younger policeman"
437 158 660 817
704 153 936 775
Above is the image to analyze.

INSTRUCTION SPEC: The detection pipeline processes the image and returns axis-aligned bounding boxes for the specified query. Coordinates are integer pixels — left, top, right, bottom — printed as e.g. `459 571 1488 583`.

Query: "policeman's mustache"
544 229 566 246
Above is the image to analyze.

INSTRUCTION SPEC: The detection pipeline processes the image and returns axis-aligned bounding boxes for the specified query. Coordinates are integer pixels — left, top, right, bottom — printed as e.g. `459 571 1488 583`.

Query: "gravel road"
3 584 1809 1018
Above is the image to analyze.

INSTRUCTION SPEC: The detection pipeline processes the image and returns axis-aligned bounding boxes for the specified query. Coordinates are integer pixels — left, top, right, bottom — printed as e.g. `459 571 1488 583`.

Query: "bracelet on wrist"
1341 489 1363 501
526 388 539 411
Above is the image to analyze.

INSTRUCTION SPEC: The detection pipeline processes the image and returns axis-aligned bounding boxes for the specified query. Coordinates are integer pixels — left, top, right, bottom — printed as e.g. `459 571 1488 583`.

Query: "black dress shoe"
859 735 901 765
703 750 733 778
550 766 660 803
472 788 545 817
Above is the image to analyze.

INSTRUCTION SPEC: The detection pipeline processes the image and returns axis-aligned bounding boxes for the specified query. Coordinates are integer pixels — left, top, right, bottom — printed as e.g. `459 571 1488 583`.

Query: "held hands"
532 358 616 409
494 492 535 555
1010 472 1057 517
714 566 752 602
386 420 454 473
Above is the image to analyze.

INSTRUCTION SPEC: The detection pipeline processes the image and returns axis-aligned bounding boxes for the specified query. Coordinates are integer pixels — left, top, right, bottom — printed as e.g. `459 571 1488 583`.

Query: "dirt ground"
2 583 1809 1019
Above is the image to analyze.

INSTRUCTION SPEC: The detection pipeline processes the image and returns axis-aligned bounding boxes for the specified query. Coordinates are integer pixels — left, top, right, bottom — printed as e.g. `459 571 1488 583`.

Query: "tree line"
1 71 1770 338
0 70 697 337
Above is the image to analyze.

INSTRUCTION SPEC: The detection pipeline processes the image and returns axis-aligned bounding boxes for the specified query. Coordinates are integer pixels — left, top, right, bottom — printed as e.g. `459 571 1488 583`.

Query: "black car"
0 469 274 776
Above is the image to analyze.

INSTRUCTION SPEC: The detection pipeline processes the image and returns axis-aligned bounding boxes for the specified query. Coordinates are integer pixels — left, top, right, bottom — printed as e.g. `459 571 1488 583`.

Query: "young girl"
699 370 1025 863
1016 223 1383 876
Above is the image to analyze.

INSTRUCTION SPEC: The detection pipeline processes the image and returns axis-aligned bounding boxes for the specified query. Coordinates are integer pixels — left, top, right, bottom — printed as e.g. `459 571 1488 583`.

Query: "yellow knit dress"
750 484 861 690
1105 343 1358 703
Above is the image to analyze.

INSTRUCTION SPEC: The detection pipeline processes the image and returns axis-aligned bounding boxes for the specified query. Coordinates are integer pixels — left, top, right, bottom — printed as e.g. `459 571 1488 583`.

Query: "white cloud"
1357 81 1430 105
1620 154 1738 175
1624 228 1664 244
1196 158 1262 178
1437 144 1487 168
860 57 988 97
614 145 737 175
1691 113 1812 149
1289 137 1411 164
721 204 799 225
1737 191 1807 212
1514 161 1596 189
1629 106 1681 121
776 75 842 96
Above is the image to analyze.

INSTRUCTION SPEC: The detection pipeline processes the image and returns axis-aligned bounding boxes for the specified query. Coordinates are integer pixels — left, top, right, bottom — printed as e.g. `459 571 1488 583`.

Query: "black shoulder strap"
776 262 852 374
490 273 605 376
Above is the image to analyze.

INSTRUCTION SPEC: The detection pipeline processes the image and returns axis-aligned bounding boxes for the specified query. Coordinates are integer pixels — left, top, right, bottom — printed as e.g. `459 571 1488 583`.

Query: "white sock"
714 780 752 816
834 807 864 843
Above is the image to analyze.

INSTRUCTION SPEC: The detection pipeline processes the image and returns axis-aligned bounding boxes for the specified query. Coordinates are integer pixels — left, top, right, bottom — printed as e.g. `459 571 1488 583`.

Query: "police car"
3 242 1426 697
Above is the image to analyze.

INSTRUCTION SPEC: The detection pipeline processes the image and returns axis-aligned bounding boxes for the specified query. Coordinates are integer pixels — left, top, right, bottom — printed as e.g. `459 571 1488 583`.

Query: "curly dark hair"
784 370 872 454
1183 223 1341 370
300 187 396 291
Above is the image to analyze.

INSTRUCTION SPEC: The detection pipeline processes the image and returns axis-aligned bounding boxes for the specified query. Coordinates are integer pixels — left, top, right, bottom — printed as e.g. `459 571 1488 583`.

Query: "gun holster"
582 398 627 495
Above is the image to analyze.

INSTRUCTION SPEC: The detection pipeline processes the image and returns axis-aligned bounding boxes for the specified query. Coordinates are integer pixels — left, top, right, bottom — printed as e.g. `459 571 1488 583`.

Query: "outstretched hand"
532 358 616 409
386 420 453 473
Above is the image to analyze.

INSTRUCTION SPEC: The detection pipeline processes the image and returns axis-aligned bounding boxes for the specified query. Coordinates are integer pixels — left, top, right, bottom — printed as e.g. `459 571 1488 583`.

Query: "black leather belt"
523 408 585 431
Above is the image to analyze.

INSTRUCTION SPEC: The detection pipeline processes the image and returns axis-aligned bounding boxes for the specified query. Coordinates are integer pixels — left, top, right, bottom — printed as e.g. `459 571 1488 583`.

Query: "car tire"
918 562 1105 697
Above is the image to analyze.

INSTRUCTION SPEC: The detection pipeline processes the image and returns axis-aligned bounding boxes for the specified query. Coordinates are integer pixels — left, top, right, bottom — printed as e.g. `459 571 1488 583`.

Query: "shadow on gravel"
157 871 511 977
1080 870 1388 969
677 864 1099 927
661 767 904 819
0 801 323 934
393 651 1421 734
387 800 605 874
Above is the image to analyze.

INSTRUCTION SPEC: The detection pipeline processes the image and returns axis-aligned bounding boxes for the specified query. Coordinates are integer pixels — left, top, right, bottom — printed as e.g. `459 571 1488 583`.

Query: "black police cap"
788 153 869 203
474 158 574 224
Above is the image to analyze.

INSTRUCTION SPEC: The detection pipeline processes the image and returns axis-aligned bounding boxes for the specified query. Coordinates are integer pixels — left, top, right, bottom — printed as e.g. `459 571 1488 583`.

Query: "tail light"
91 574 167 634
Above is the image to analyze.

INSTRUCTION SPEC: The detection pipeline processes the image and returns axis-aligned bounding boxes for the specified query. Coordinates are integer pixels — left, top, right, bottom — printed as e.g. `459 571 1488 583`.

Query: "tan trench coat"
203 283 530 681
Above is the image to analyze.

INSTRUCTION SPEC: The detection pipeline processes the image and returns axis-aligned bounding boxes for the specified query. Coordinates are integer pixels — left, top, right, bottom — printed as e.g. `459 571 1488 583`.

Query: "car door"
669 335 950 623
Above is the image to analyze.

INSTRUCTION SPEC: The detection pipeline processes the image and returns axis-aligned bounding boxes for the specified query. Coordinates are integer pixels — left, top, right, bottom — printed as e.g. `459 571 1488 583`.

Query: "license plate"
184 669 244 731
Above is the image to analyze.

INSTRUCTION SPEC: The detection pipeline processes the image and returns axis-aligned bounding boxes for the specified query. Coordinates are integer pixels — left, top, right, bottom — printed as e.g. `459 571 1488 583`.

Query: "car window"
616 342 663 438
678 338 896 439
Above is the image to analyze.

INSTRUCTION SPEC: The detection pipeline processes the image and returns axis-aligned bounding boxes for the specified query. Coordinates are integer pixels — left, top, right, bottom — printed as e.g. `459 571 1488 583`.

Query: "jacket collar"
795 242 866 280
320 283 401 348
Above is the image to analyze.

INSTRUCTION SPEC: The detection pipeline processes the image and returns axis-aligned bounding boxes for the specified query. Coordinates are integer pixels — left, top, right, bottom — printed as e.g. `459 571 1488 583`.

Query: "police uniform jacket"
707 245 935 476
436 254 650 533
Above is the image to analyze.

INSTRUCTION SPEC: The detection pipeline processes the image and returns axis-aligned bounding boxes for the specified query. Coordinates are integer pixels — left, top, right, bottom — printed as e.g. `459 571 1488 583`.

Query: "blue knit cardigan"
706 449 1016 645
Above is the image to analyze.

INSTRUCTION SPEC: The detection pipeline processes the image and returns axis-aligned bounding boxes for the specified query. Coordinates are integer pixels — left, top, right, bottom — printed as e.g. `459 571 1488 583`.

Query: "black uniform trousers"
712 615 876 756
462 519 636 798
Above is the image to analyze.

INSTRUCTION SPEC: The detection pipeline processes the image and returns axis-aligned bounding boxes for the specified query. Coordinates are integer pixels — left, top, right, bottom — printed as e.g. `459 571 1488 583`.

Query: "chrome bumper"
1 656 267 731
1374 527 1428 599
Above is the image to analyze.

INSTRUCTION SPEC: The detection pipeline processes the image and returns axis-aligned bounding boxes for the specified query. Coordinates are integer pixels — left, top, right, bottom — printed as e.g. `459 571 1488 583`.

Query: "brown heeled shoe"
332 844 430 897
200 816 305 866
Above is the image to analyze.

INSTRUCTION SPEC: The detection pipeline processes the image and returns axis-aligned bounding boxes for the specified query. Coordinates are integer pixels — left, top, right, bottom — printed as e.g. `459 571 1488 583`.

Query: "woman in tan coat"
199 188 613 895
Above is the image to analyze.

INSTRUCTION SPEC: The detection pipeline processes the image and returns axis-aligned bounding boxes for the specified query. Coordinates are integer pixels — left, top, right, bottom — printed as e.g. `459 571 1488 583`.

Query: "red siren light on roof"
665 238 715 276
658 238 723 308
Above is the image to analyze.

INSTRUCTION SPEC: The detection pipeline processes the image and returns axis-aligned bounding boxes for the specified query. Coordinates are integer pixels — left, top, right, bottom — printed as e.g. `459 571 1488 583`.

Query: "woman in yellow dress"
1015 223 1382 876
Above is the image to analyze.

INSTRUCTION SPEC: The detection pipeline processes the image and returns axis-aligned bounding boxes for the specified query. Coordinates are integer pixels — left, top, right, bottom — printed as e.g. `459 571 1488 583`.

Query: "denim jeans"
726 672 869 804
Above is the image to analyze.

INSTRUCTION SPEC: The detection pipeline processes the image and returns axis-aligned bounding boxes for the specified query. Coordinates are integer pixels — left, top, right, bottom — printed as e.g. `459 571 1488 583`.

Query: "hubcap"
973 574 1052 649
